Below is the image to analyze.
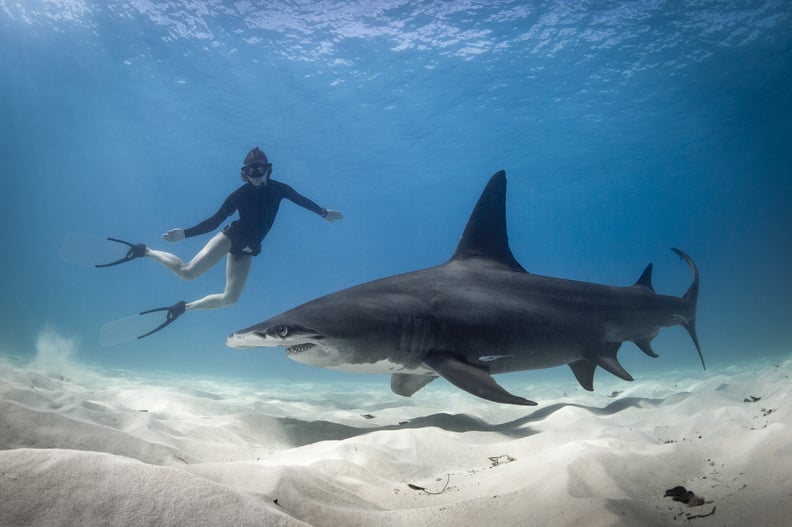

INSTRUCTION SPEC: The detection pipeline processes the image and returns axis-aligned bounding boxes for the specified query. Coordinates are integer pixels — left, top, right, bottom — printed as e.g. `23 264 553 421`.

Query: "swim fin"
137 301 187 339
99 301 187 346
60 233 139 267
95 238 147 268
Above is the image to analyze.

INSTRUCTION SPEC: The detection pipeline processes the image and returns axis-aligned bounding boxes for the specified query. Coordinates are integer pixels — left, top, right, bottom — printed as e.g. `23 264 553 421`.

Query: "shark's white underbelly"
310 358 434 376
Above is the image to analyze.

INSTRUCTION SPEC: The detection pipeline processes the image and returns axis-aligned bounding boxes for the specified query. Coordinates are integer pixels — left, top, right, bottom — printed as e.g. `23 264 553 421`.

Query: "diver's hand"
323 209 344 222
162 228 185 242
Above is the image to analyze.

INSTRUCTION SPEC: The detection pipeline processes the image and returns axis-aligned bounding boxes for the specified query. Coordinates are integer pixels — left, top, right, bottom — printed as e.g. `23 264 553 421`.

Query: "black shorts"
222 221 261 257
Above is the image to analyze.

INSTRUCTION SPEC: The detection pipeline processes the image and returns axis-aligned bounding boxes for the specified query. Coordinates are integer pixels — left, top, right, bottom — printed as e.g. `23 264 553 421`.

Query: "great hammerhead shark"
227 171 703 406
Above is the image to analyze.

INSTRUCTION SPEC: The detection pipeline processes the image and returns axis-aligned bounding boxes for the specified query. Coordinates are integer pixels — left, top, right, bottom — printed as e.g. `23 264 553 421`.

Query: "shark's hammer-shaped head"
227 320 321 350
226 314 336 365
226 288 418 372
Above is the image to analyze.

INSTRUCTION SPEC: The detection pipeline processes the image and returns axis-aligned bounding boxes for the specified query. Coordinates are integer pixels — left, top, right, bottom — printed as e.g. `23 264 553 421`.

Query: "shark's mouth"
286 343 318 354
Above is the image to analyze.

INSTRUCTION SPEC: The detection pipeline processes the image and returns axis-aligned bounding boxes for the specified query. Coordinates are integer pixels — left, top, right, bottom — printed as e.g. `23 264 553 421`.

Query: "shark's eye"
276 325 289 338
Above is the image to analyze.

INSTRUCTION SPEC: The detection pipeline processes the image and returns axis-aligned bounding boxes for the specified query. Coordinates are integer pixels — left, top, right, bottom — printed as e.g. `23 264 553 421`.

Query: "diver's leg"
185 253 252 311
146 232 231 280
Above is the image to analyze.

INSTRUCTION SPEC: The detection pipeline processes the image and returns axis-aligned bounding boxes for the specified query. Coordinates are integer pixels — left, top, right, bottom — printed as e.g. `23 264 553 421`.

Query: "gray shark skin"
227 171 703 406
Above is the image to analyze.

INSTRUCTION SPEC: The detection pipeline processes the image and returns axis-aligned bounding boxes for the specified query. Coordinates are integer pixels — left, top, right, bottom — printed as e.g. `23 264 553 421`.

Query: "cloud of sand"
30 327 78 377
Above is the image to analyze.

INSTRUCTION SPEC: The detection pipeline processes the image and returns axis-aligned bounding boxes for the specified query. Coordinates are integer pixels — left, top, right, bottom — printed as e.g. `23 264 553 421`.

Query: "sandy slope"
1 356 790 526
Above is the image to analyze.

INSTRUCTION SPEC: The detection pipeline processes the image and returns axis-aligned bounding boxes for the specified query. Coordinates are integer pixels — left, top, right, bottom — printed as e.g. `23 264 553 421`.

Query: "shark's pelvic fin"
569 345 634 390
633 263 655 291
589 343 634 381
568 359 597 391
424 351 537 406
450 170 527 273
633 339 659 358
596 355 633 381
390 373 436 397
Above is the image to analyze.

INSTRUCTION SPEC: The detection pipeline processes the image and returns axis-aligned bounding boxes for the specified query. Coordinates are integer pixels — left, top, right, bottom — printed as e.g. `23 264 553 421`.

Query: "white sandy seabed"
1 342 791 527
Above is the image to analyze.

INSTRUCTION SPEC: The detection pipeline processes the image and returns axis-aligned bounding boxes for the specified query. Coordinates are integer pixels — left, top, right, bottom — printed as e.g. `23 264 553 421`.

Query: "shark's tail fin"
671 248 704 370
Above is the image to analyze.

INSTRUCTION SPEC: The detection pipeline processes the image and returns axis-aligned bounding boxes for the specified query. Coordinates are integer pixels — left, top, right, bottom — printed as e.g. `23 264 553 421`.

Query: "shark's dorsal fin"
451 170 527 273
634 263 655 291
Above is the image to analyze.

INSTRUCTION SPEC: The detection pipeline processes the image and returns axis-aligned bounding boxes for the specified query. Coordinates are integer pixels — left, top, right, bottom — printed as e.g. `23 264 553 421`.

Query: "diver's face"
249 174 268 187
245 162 271 187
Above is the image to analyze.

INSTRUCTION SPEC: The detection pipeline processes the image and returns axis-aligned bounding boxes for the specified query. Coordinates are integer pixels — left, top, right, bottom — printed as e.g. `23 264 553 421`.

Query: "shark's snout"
226 323 325 350
225 330 272 349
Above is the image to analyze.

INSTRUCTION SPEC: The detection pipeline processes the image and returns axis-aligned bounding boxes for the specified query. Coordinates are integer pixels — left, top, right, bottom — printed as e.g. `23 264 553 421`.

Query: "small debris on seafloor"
489 455 516 467
664 485 708 507
743 395 761 403
686 506 716 520
607 390 622 398
407 474 451 495
361 414 376 419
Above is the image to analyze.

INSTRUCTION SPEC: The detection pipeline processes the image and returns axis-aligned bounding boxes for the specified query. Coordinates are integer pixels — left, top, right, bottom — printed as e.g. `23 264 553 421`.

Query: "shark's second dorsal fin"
451 170 527 273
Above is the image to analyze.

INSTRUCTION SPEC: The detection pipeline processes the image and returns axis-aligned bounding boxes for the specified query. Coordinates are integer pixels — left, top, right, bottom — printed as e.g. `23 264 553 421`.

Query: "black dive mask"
244 162 272 179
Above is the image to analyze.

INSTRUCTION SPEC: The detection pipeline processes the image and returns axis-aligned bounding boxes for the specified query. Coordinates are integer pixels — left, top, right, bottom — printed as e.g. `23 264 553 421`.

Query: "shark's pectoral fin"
390 373 437 397
424 351 537 406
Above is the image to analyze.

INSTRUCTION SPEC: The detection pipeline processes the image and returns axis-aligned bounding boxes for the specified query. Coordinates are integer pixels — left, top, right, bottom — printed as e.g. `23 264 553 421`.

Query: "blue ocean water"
1 1 790 383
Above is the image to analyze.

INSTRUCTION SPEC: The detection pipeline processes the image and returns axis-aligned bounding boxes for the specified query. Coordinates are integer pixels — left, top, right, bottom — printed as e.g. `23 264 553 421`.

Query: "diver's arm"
281 183 343 222
163 194 236 242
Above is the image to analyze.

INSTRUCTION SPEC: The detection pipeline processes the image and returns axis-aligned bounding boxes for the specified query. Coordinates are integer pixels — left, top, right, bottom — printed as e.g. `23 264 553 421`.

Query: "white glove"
323 209 344 222
162 228 186 242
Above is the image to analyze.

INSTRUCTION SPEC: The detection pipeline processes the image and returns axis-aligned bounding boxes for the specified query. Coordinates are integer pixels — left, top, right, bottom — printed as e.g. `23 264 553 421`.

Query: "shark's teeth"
287 343 317 354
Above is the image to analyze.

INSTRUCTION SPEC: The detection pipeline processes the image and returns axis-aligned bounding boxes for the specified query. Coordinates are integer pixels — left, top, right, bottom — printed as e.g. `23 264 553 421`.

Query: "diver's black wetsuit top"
183 179 325 257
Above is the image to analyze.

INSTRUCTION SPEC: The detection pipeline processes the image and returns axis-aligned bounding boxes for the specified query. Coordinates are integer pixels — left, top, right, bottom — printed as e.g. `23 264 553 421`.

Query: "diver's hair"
240 147 269 181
